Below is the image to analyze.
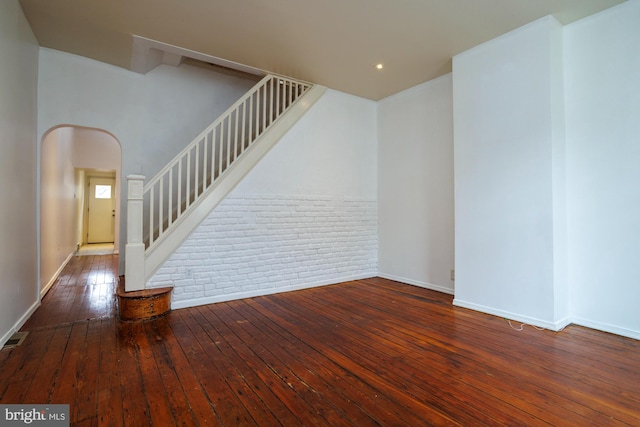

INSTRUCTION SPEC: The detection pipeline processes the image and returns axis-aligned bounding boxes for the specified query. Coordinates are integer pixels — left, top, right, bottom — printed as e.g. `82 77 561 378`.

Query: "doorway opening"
78 170 117 255
40 126 122 297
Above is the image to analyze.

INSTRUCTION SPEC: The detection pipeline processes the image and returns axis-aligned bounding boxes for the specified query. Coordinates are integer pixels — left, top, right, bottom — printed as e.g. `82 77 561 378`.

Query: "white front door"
87 177 115 243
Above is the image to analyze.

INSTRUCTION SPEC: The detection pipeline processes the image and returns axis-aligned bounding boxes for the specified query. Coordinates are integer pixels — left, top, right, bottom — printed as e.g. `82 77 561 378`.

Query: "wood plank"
349 279 640 424
21 326 74 404
135 320 177 426
142 319 198 426
0 331 51 398
181 307 277 425
257 292 490 425
239 298 426 426
22 255 119 329
200 303 338 426
149 316 220 425
172 309 256 425
49 322 89 405
251 295 461 426
225 299 404 426
96 317 123 427
73 319 101 422
194 305 305 425
314 283 584 425
0 328 58 402
117 321 151 425
2 255 639 425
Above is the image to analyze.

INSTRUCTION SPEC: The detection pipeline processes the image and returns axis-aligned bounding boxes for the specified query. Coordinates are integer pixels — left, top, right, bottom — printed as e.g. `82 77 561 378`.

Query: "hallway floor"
24 255 118 328
77 243 116 256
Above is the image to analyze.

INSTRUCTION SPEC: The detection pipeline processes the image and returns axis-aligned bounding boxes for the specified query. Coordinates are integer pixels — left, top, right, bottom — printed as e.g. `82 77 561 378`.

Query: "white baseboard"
171 273 375 310
0 299 40 348
571 316 640 341
453 299 640 339
452 298 568 331
40 251 74 299
377 272 454 295
168 270 640 341
554 316 574 331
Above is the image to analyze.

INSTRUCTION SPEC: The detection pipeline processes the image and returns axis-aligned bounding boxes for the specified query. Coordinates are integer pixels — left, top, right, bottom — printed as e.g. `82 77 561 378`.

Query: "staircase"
122 74 326 317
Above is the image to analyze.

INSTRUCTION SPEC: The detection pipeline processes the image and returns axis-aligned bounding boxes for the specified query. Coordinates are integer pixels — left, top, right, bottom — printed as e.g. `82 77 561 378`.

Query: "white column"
125 175 146 291
452 17 567 328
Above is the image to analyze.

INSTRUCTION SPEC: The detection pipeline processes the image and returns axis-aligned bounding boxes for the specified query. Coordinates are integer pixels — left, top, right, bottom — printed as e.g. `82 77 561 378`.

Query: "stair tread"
117 276 172 298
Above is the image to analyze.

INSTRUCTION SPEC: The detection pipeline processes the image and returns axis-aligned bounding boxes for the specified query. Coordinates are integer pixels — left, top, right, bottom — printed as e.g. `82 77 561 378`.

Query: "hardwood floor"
1 255 639 426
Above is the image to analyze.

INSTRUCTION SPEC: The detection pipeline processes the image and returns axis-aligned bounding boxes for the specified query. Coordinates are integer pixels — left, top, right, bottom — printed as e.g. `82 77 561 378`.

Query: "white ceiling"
19 0 625 100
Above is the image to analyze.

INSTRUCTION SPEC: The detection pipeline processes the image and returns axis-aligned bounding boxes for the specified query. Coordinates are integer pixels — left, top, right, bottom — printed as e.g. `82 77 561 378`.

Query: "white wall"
377 74 454 294
0 0 40 346
565 0 640 339
40 127 79 296
452 17 568 328
233 90 377 199
40 126 122 296
21 0 639 340
37 49 259 273
148 90 378 307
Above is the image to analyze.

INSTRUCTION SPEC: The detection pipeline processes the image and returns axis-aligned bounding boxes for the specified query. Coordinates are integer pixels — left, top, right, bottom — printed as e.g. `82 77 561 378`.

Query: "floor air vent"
2 331 28 350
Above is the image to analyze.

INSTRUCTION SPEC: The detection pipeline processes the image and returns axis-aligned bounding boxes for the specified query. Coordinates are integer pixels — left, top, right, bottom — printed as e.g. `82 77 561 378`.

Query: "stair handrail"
125 74 320 292
143 74 271 193
141 74 312 254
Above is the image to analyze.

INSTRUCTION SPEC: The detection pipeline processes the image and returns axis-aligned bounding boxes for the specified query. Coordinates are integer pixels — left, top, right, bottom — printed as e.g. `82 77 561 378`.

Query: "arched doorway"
40 126 122 297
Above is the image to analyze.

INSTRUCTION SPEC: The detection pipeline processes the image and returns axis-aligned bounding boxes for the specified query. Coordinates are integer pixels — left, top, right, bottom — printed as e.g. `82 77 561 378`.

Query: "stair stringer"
144 84 327 283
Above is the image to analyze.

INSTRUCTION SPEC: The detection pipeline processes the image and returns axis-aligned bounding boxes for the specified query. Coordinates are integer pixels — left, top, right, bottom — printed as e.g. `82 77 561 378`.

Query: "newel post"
125 174 146 292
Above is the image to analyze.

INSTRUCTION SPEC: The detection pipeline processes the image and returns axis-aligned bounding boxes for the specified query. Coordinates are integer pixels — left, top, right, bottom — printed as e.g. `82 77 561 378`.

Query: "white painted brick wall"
148 194 378 307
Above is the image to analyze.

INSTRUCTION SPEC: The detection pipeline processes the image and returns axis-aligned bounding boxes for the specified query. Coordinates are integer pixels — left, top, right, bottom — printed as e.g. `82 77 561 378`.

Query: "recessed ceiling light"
375 63 384 70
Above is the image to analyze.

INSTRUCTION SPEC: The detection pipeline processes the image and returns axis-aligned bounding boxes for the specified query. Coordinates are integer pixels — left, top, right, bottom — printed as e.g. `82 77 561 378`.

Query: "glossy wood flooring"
1 255 639 426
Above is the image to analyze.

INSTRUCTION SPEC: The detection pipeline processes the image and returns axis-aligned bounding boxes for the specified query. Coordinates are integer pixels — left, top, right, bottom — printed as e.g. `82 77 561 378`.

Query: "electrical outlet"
185 268 193 279
450 269 455 281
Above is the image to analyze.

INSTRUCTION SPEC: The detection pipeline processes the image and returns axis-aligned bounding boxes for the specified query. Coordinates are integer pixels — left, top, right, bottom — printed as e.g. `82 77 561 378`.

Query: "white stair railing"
144 74 310 253
125 74 316 291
